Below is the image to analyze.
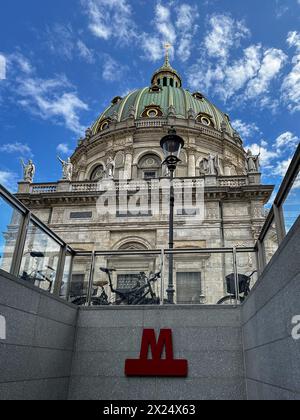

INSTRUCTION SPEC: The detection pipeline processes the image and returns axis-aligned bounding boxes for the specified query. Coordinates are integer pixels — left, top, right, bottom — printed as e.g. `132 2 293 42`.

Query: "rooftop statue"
246 150 260 173
57 156 73 181
20 159 35 183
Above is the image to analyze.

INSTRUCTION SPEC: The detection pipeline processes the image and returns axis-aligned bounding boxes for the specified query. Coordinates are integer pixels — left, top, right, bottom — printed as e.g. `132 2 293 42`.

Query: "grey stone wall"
0 270 78 400
242 217 300 400
68 306 246 400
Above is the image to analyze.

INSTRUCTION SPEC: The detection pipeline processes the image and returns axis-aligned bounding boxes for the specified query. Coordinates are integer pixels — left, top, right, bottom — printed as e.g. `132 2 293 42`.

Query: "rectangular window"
70 212 93 220
176 272 202 304
143 171 157 180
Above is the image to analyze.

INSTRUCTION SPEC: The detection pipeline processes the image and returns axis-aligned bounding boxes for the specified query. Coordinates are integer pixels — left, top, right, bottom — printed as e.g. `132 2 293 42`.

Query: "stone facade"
15 61 273 304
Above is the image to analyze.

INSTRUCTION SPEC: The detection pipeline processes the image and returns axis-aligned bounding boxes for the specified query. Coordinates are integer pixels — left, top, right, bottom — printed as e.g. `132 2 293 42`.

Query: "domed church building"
16 55 273 304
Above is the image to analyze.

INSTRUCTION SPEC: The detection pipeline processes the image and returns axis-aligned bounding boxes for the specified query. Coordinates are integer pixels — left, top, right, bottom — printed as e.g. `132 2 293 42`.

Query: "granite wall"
242 217 300 400
0 270 78 400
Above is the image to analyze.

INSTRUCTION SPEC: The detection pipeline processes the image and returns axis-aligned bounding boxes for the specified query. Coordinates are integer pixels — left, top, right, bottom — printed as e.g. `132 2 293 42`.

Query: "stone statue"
57 156 73 181
200 154 222 176
85 128 92 141
106 156 115 179
188 108 196 120
129 106 136 119
168 105 176 117
246 150 260 173
207 154 216 175
20 159 35 183
221 121 227 133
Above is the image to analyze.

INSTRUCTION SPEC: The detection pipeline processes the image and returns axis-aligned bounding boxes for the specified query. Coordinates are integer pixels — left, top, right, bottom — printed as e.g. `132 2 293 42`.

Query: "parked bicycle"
98 268 161 305
70 268 161 306
217 271 257 305
20 251 55 292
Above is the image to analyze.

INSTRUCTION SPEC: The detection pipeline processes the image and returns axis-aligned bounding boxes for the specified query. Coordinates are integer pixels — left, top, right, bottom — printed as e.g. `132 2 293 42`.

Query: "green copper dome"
91 59 235 136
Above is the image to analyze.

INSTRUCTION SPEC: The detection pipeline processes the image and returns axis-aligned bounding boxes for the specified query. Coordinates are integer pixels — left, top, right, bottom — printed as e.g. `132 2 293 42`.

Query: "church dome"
91 55 235 136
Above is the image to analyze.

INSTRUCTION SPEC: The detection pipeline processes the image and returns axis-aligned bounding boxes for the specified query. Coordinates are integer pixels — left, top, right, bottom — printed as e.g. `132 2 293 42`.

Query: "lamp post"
160 128 185 304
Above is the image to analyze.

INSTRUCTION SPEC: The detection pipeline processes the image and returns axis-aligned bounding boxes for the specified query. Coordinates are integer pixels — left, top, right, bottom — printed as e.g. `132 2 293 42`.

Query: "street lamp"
160 127 185 304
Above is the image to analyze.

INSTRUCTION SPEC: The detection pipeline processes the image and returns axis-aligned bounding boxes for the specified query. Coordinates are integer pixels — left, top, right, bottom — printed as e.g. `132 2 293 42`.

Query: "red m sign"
125 329 188 377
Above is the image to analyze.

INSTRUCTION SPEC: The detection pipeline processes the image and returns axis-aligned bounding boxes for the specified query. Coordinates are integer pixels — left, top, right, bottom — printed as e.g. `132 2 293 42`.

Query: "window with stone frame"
176 272 202 304
90 164 105 181
138 154 162 179
141 105 163 118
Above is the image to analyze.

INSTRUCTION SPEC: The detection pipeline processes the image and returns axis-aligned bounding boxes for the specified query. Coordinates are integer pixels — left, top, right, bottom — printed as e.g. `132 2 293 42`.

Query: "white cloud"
0 142 33 157
176 4 199 62
17 76 89 134
0 54 6 80
282 31 300 113
57 143 73 155
9 53 33 75
77 40 95 64
246 48 287 98
140 2 199 63
82 0 137 44
231 120 260 140
287 31 300 50
275 132 299 150
0 170 18 191
155 2 176 46
46 24 95 63
204 14 250 61
274 158 292 177
102 55 128 82
188 44 262 99
47 24 75 60
188 39 286 108
6 54 89 135
141 35 164 62
246 143 278 166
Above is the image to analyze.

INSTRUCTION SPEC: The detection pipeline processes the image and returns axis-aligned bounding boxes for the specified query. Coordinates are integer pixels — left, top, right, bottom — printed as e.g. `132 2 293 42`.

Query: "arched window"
157 79 161 85
90 165 105 181
170 78 174 87
163 77 167 87
176 82 178 88
138 154 162 179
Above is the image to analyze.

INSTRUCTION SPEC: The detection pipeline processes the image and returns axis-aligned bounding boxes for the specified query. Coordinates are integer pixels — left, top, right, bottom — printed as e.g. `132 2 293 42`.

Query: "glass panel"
262 219 279 265
59 253 72 299
68 255 92 305
176 272 201 304
0 196 24 274
236 252 259 302
19 221 61 293
282 171 300 232
173 252 235 305
91 253 163 306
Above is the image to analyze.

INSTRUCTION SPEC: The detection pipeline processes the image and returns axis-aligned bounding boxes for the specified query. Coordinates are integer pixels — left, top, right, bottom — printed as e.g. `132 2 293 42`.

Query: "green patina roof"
91 59 234 136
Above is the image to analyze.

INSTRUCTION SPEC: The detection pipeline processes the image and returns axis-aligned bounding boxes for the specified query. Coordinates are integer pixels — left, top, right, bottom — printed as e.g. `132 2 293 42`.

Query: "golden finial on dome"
164 42 172 67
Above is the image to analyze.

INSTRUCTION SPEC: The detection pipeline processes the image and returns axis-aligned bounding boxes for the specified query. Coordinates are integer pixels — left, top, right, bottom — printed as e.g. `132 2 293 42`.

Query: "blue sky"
0 0 299 206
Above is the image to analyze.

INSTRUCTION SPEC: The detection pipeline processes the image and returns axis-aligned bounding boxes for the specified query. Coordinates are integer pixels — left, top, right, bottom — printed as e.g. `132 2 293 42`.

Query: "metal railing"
0 184 75 297
255 142 300 272
0 143 299 305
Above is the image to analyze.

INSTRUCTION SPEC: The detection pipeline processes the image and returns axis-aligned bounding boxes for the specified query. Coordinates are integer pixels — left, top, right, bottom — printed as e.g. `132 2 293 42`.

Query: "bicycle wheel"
217 295 242 305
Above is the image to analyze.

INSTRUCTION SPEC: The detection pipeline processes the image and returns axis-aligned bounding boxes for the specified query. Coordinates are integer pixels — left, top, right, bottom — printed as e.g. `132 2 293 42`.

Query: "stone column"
124 148 133 180
188 150 196 177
